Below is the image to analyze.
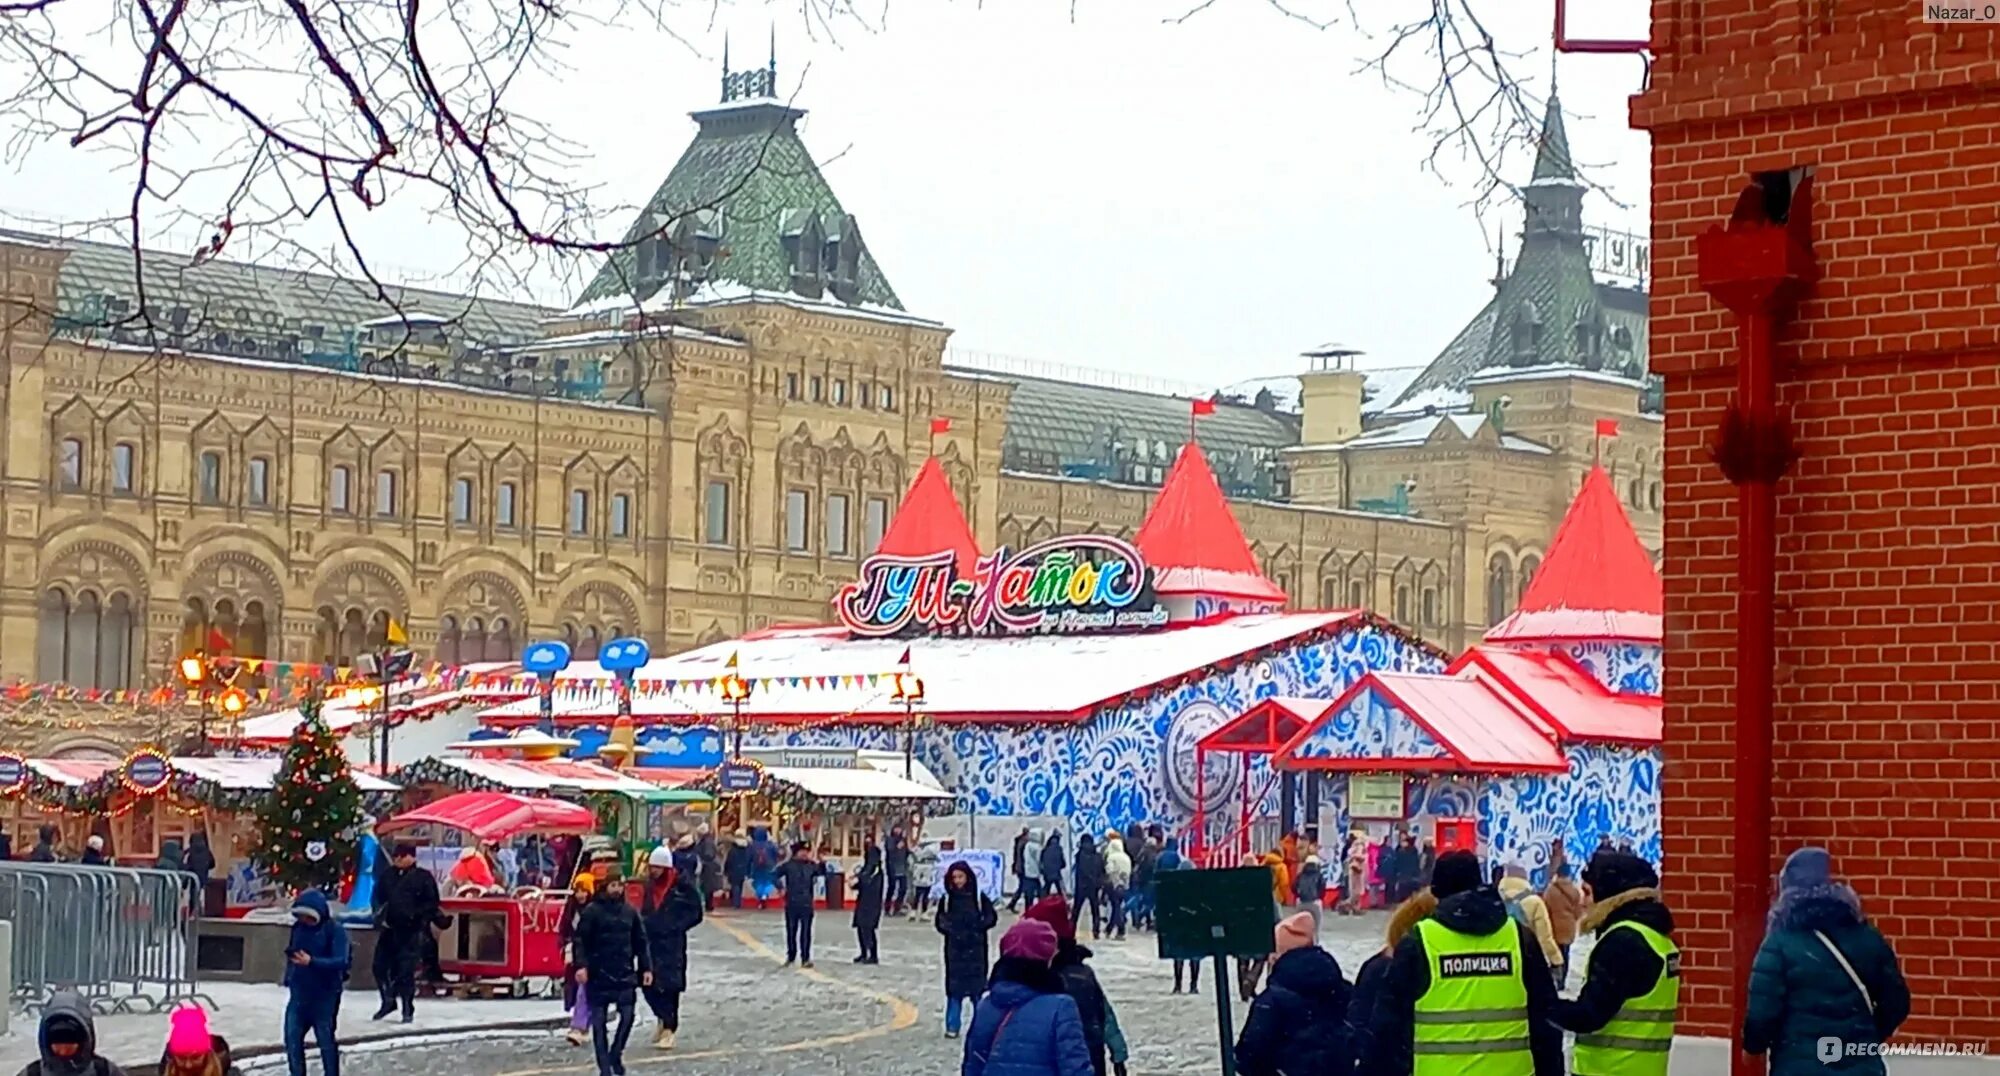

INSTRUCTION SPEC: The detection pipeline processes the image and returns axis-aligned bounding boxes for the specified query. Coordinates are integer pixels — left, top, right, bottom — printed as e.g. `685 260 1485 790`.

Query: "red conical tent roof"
1487 464 1663 643
875 456 980 577
1134 443 1287 604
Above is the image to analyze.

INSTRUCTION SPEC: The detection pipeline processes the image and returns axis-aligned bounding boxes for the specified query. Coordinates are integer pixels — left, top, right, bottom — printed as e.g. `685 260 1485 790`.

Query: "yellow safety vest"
1412 918 1535 1076
1572 920 1680 1076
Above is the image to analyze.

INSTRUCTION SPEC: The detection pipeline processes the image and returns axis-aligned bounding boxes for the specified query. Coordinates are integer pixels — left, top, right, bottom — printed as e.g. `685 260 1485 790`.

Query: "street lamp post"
890 670 926 780
522 641 573 737
718 668 752 759
178 652 212 747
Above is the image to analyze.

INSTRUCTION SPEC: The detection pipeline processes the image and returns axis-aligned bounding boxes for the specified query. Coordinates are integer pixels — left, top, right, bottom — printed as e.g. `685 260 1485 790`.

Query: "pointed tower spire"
1134 443 1287 614
1486 464 1662 644
720 32 731 102
874 457 981 578
769 23 778 85
1531 94 1578 184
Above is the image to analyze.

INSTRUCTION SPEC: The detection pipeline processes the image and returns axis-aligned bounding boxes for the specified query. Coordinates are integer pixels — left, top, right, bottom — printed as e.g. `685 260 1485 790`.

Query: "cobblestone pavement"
324 903 1593 1076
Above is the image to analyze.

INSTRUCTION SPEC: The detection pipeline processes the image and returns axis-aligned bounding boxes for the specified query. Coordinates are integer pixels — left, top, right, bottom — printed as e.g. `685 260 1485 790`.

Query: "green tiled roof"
576 101 901 308
10 228 548 360
1392 95 1655 412
982 372 1300 497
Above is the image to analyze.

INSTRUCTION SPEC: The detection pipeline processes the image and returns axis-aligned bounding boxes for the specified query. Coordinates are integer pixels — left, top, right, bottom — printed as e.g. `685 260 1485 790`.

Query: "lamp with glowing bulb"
891 670 926 780
717 664 753 759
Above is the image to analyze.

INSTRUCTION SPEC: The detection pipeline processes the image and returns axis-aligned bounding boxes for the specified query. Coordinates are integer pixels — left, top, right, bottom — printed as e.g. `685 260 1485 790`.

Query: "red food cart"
377 791 596 996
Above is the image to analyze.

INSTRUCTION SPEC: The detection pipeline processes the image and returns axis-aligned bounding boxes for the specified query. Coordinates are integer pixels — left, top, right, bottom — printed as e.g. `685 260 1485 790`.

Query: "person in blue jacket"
282 890 351 1076
962 919 1093 1076
1744 847 1909 1074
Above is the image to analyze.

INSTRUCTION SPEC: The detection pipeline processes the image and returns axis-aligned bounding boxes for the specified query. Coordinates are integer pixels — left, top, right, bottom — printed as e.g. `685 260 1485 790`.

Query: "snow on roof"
762 765 953 802
1456 647 1662 745
1487 464 1663 644
173 755 401 793
1369 673 1569 773
1375 384 1472 419
1465 364 1644 391
28 758 115 786
478 611 1370 724
416 756 656 793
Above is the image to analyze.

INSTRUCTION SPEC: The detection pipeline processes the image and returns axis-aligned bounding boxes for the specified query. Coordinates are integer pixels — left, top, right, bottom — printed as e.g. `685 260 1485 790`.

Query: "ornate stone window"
496 481 519 528
704 481 731 544
57 437 84 491
1486 553 1514 627
698 417 747 547
36 587 139 689
452 478 475 525
610 493 632 538
247 457 271 506
198 451 225 505
111 442 136 494
826 492 851 557
329 465 354 514
1518 554 1541 600
374 469 399 517
569 488 591 534
784 489 811 552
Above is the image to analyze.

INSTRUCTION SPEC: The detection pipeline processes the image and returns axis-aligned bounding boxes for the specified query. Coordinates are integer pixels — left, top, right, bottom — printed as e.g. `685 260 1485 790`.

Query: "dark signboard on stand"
1155 867 1278 1076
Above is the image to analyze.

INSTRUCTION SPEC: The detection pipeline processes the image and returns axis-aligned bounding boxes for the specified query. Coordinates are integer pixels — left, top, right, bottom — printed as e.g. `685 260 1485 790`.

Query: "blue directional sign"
522 641 573 677
716 760 764 795
599 637 650 673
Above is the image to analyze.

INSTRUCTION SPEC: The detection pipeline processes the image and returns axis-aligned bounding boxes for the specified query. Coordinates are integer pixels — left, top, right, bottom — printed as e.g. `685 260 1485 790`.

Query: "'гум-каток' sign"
835 535 1168 638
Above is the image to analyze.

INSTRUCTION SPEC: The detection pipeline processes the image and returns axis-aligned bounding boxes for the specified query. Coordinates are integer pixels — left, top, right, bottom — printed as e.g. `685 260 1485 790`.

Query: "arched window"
375 470 399 517
340 608 367 663
496 482 518 528
1421 587 1437 627
366 609 390 650
579 625 602 661
330 466 353 514
197 451 224 504
1486 554 1514 627
57 438 84 491
489 617 515 664
36 587 69 682
1518 555 1541 601
1395 585 1411 625
452 478 474 525
240 600 270 660
463 617 487 666
436 615 461 666
1348 579 1366 608
36 587 138 689
315 606 340 664
1320 577 1339 609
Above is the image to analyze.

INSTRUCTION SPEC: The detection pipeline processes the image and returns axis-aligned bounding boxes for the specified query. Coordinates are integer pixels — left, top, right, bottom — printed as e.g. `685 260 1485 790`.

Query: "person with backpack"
1233 912 1352 1076
282 890 351 1076
21 992 127 1076
1291 854 1326 941
1741 847 1909 1074
748 828 780 910
1101 833 1132 941
961 920 1093 1076
1497 870 1564 988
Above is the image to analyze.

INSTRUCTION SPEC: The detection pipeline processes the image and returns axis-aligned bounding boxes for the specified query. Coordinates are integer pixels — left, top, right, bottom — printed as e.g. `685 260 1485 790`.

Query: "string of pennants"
1 666 902 709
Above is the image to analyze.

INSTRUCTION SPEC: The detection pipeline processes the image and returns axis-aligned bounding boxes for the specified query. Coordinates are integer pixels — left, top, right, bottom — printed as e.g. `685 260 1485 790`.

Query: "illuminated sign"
716 760 764 794
835 535 1167 638
0 752 25 795
122 748 173 796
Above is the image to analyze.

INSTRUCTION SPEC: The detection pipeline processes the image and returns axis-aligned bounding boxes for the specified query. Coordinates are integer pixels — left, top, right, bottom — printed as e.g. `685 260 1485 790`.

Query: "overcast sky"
0 0 1650 392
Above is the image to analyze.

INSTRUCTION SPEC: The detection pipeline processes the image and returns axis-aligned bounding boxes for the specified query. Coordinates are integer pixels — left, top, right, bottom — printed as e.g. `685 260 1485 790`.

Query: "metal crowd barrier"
0 863 216 1015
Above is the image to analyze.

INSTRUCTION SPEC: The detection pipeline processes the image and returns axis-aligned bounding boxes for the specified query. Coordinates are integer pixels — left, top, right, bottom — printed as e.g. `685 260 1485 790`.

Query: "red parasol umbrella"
378 791 595 842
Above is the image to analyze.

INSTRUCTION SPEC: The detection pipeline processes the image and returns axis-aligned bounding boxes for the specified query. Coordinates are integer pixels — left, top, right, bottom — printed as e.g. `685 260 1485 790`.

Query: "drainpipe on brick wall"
1695 170 1816 1076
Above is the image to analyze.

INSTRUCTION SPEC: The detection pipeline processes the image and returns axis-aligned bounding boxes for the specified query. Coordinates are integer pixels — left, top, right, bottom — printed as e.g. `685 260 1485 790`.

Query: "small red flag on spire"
929 417 953 436
897 646 912 666
1595 418 1619 438
1190 398 1217 417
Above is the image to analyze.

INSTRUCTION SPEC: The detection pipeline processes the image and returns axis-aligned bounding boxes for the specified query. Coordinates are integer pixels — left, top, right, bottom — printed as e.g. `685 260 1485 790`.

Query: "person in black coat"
883 827 912 916
1387 835 1421 904
851 842 886 964
29 824 58 863
1039 830 1067 898
1550 850 1679 1052
1070 834 1106 940
574 872 652 1076
775 842 828 967
372 842 441 1023
1023 896 1114 1076
1235 912 1352 1076
1367 851 1562 1076
184 832 217 882
1344 889 1433 1075
722 834 750 910
640 850 703 1050
935 860 998 1037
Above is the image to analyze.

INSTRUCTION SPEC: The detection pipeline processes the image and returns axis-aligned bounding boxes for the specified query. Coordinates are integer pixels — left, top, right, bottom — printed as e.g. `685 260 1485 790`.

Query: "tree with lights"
253 691 364 893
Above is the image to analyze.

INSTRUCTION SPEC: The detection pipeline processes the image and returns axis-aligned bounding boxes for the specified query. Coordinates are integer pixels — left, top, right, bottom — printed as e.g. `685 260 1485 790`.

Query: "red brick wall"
1637 0 2000 1047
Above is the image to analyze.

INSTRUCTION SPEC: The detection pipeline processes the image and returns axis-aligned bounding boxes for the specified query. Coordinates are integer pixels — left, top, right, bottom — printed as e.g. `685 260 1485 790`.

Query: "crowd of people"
10 819 1916 1076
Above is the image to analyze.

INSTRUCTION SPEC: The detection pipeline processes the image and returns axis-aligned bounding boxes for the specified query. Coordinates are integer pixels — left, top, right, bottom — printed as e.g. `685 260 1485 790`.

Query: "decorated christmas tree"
252 691 364 893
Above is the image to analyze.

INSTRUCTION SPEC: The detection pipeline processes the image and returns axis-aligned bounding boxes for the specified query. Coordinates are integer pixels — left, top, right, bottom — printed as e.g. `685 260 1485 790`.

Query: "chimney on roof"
1298 343 1367 445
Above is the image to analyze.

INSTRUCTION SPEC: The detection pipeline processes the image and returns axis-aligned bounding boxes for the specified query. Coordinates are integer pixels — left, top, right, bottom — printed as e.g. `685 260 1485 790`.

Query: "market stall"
0 755 114 854
377 791 592 993
693 747 953 864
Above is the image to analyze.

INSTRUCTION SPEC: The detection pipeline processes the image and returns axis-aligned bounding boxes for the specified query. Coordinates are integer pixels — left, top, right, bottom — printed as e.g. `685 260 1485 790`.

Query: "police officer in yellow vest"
1552 850 1680 1075
1367 849 1564 1076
